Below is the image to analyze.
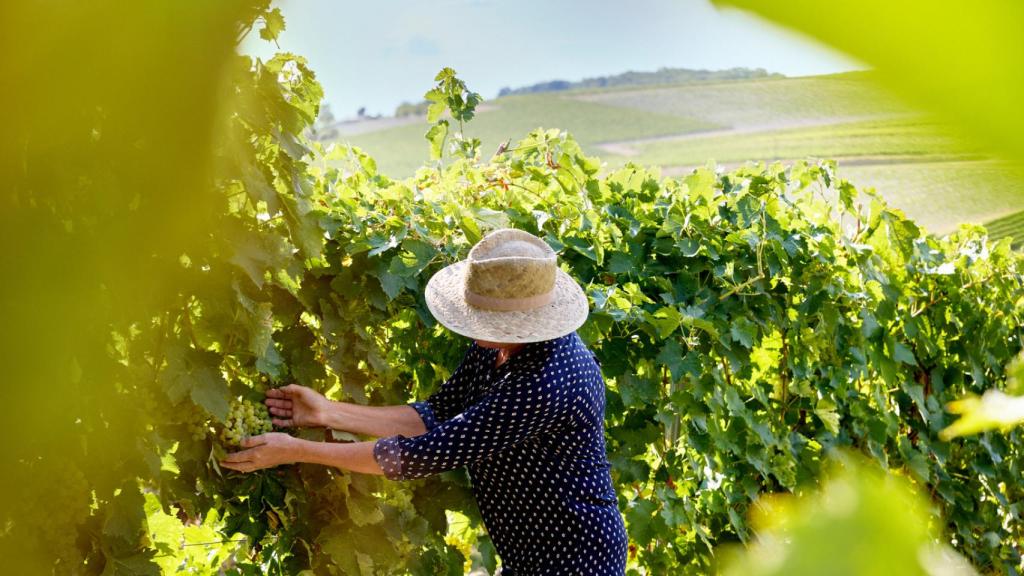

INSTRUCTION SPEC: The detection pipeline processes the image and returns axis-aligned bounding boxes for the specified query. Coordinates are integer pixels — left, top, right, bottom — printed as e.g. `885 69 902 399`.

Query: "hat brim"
424 260 589 343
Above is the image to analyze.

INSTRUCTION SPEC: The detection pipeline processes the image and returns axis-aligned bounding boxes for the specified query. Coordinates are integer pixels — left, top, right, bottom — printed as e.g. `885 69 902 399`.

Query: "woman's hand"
219 432 302 473
264 384 331 428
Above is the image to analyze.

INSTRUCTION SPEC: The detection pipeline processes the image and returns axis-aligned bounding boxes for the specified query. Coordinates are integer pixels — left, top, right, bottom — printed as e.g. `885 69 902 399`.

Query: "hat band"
464 288 555 311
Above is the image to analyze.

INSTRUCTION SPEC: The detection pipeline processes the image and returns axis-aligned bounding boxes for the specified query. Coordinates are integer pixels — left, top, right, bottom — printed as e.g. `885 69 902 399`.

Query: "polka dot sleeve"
406 344 479 432
407 401 440 432
375 370 570 480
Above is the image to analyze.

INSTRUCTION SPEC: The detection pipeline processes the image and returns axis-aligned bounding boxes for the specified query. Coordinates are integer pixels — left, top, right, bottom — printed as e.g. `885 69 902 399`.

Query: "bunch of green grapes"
10 458 90 569
220 398 272 446
444 534 473 573
183 408 209 441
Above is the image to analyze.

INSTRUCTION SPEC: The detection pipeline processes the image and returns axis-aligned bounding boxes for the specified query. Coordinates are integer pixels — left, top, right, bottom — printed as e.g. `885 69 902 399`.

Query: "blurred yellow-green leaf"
940 390 1024 440
712 0 1024 165
722 458 977 576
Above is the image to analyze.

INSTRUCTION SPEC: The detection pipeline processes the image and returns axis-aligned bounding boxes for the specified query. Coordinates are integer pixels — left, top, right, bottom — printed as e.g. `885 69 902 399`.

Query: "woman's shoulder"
462 340 490 363
548 332 598 363
513 333 598 381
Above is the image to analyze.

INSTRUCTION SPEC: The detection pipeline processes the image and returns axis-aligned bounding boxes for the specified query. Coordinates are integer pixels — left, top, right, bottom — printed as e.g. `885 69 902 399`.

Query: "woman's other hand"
265 384 331 428
219 433 301 473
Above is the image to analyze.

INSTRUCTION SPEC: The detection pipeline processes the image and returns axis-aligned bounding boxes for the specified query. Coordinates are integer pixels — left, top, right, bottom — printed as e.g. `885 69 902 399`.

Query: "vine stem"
499 142 544 154
911 274 991 318
151 310 172 386
780 329 790 427
718 274 765 301
182 299 202 351
663 366 680 448
715 205 770 302
505 180 584 218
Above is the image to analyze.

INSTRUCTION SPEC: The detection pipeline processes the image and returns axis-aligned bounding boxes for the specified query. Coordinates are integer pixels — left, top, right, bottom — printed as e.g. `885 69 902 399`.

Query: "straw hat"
425 228 589 343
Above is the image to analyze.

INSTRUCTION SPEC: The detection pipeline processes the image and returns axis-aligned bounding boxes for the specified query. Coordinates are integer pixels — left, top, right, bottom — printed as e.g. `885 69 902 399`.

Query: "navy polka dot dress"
373 332 628 575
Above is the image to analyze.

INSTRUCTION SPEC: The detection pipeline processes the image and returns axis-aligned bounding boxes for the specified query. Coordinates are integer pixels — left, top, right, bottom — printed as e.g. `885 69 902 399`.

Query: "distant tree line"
497 66 783 96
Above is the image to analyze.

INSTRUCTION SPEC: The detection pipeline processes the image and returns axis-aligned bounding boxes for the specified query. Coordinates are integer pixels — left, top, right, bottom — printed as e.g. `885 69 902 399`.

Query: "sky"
244 0 863 119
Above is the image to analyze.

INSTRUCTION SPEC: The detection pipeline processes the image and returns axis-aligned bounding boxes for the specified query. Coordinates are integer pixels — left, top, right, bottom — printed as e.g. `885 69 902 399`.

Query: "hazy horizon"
245 0 864 119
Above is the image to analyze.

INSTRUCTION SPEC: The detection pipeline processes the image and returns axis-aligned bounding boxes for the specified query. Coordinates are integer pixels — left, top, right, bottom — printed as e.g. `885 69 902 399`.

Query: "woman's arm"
321 403 426 438
220 433 384 475
374 369 573 481
222 366 570 477
320 344 479 437
266 346 478 438
265 384 426 437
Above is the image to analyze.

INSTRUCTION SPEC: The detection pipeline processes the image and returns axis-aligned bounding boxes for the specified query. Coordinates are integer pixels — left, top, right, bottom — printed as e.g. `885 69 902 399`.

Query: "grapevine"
148 64 1022 574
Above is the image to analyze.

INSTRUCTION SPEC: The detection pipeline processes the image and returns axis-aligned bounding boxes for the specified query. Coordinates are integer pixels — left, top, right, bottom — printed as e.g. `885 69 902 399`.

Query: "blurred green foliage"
941 352 1024 439
0 0 298 572
722 456 977 576
713 0 1024 166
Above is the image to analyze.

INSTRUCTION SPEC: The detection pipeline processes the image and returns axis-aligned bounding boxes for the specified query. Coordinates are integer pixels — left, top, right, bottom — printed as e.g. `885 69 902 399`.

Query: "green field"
338 72 1024 238
342 93 718 177
572 71 909 126
984 209 1024 247
600 117 1024 234
610 117 977 165
840 160 1024 234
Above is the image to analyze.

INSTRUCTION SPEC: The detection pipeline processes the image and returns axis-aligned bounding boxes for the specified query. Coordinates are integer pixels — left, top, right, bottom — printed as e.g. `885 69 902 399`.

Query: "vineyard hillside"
340 71 1024 238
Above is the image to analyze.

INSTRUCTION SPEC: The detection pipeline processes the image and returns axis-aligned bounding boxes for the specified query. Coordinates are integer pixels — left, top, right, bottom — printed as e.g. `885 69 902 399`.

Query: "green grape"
184 408 209 441
220 398 273 447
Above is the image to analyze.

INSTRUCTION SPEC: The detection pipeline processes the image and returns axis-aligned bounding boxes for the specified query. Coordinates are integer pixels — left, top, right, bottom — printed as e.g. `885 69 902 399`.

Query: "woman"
221 228 628 575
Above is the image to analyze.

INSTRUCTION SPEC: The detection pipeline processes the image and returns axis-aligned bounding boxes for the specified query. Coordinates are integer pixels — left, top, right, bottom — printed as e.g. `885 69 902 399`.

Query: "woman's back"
376 332 627 575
